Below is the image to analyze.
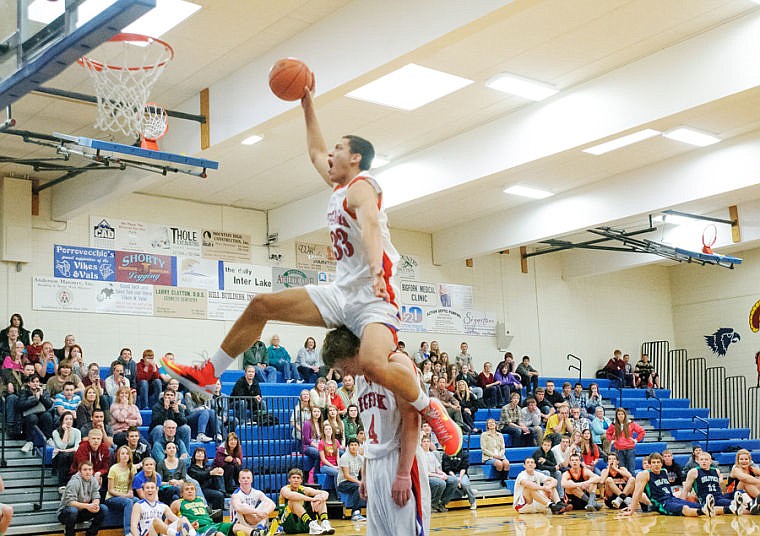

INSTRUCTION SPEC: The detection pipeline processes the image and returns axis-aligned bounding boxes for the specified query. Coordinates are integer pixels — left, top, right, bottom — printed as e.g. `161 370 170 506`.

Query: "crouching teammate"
230 468 277 536
171 482 232 536
321 326 431 536
279 468 334 535
623 452 718 517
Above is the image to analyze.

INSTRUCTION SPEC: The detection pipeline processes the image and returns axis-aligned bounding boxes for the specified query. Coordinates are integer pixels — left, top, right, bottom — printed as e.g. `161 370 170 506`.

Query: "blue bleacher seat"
671 428 750 441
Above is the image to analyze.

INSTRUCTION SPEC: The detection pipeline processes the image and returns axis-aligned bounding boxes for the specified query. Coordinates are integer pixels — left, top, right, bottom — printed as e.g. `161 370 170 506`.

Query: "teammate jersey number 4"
330 228 354 260
367 414 379 444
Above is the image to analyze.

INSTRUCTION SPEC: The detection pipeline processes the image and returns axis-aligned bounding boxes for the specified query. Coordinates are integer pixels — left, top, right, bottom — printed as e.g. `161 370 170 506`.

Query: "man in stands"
152 419 189 464
429 376 467 432
562 453 602 511
337 374 358 408
70 428 110 499
105 361 130 403
499 392 529 447
513 457 566 515
544 381 564 409
80 408 113 448
519 397 544 447
532 436 563 498
150 389 191 454
515 356 539 397
455 342 473 369
603 350 626 387
123 425 151 471
231 365 265 424
336 437 366 521
532 388 554 423
53 334 76 362
544 404 574 446
58 460 108 536
116 347 137 386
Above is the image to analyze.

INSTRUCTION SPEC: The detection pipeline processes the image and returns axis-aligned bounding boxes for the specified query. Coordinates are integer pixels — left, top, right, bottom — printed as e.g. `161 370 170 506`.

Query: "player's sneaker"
736 491 753 515
549 502 568 514
178 521 191 536
750 495 760 515
611 495 624 509
702 493 715 518
308 521 325 535
320 520 335 535
161 356 218 398
420 398 462 456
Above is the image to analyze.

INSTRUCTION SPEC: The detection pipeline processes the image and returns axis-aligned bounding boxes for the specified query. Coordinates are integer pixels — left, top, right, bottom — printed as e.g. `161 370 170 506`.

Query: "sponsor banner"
396 254 420 280
201 230 251 262
399 305 427 332
438 283 473 310
221 262 273 293
424 307 465 334
115 251 175 286
272 267 318 291
399 280 438 306
176 257 220 290
33 277 153 316
207 289 256 321
296 242 337 272
463 310 497 337
153 286 207 319
90 216 201 257
53 244 115 281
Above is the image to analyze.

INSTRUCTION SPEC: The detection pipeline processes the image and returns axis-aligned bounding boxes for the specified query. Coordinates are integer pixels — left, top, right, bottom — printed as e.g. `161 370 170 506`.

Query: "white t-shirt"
336 451 363 486
551 444 571 467
513 469 551 505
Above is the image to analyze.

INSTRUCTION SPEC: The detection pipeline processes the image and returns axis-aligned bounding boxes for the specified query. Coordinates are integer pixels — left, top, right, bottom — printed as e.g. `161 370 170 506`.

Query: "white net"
141 103 168 141
79 34 173 138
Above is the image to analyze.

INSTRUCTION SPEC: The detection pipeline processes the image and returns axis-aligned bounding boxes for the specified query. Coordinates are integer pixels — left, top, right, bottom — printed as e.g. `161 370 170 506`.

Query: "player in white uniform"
513 458 566 514
230 468 276 536
131 480 194 536
322 326 431 536
163 88 461 457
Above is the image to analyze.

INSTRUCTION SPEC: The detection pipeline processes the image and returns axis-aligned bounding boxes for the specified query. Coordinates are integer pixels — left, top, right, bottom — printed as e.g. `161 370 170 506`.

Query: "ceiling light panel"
503 185 554 199
486 73 558 101
583 129 661 155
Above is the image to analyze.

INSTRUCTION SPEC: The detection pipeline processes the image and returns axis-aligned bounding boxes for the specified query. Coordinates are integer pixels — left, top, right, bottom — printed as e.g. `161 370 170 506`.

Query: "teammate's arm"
622 470 650 516
301 89 331 186
170 498 181 515
679 468 698 500
346 180 387 300
130 502 141 536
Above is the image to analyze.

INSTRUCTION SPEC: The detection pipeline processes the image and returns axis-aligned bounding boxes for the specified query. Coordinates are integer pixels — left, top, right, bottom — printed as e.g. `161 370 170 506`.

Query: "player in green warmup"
171 481 232 536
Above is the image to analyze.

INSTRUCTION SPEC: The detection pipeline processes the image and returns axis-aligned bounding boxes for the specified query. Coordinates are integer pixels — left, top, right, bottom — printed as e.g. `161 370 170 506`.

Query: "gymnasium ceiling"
5 0 760 269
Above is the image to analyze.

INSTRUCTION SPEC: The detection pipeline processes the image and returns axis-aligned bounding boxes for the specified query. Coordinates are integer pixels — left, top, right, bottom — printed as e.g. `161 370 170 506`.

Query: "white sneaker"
736 491 753 515
20 441 33 453
470 502 477 510
702 494 715 518
308 520 325 534
611 496 624 509
320 520 335 534
624 497 632 507
196 433 213 442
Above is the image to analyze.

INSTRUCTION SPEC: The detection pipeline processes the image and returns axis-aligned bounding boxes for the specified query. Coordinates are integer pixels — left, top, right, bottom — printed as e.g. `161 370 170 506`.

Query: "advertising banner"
54 244 115 281
175 257 220 290
201 230 251 262
153 287 208 319
207 290 256 321
90 216 201 257
462 310 497 336
115 251 175 286
399 280 438 306
94 282 154 316
296 242 337 272
424 308 465 334
33 277 153 316
272 267 318 291
221 262 273 293
399 305 427 332
396 254 420 280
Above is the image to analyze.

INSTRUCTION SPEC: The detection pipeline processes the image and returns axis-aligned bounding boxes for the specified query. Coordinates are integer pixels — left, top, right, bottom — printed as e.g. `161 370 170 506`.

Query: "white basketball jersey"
355 374 400 459
230 487 266 525
136 499 166 536
326 174 400 292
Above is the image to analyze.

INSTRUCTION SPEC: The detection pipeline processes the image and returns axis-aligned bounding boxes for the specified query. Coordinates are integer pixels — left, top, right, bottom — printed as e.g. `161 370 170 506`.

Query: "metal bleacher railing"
566 354 582 382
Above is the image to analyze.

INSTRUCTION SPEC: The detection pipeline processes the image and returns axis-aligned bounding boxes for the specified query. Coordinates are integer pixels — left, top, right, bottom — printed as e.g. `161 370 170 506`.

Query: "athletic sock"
318 512 328 522
411 392 431 412
301 513 313 525
210 347 235 372
619 494 627 500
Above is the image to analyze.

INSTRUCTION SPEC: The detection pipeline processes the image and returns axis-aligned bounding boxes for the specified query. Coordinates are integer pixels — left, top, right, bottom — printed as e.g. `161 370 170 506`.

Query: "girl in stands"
325 404 345 445
318 422 341 487
606 407 645 472
76 384 102 431
51 411 81 489
214 432 243 494
290 388 312 441
580 428 602 474
454 379 480 434
109 385 142 446
481 418 510 484
342 404 362 442
156 441 188 504
105 445 136 535
301 406 323 483
133 457 161 499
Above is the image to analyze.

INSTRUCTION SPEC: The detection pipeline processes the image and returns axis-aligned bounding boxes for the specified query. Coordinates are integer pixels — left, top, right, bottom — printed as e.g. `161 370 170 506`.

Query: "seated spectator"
26 328 44 371
136 349 162 409
105 445 136 536
599 452 635 509
3 361 35 438
123 426 151 472
445 363 458 392
104 361 130 403
150 389 191 455
455 341 473 370
325 405 345 445
230 365 264 424
214 432 243 494
18 373 54 451
414 342 430 366
54 381 81 423
580 429 603 474
532 436 563 498
532 388 554 422
0 313 30 346
421 435 458 513
567 382 588 412
132 457 161 500
157 442 189 504
229 468 277 536
590 405 612 455
53 334 76 362
2 340 25 373
79 408 113 449
544 404 573 446
481 418 509 482
39 340 58 381
82 362 109 412
586 382 603 415
211 379 236 441
70 428 110 495
560 382 573 404
188 447 225 511
317 362 342 385
456 364 483 399
635 354 659 388
290 389 312 441
622 354 637 388
326 380 346 416
561 454 602 511
242 340 278 384
602 350 626 386
606 407 645 472
267 335 302 383
115 347 136 386
513 458 565 515
309 377 329 413
68 344 85 379
75 385 101 430
516 355 540 396
152 419 189 464
336 437 366 521
569 406 590 432
279 468 332 535
662 449 684 488
337 374 358 409
342 404 362 442
454 380 480 433
110 386 142 446
0 326 20 360
551 434 573 471
500 392 529 447
495 361 522 397
301 407 324 483
420 361 433 392
318 422 342 488
519 397 544 447
429 376 467 432
57 460 107 536
544 381 564 409
51 411 81 489
296 336 321 384
185 391 217 443
442 446 478 510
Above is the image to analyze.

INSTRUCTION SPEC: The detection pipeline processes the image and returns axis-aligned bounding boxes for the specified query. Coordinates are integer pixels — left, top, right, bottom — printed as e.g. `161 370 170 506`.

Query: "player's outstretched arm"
346 180 387 300
622 471 649 516
301 89 330 186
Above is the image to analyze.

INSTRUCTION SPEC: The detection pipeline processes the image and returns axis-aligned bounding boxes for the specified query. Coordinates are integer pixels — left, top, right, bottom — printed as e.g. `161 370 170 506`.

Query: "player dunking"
163 89 461 455
322 326 431 536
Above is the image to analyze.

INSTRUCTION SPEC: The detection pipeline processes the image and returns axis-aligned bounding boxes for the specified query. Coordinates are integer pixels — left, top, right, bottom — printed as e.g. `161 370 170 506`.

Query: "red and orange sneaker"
161 356 218 398
420 397 462 456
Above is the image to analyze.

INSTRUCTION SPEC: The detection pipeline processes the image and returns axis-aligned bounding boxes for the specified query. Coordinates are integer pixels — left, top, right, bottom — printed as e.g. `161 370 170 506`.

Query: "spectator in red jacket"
70 428 111 499
136 349 161 410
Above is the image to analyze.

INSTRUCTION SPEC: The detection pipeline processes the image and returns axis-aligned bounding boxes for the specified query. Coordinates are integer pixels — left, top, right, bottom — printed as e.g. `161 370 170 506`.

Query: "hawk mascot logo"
704 328 740 357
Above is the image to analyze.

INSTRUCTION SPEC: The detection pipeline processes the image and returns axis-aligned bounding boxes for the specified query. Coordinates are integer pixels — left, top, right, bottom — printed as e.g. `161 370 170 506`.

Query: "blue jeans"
58 504 108 536
615 447 636 472
137 379 162 409
256 365 279 383
105 496 134 534
302 446 320 477
274 362 301 381
187 408 217 438
4 394 18 435
429 475 458 506
337 480 366 511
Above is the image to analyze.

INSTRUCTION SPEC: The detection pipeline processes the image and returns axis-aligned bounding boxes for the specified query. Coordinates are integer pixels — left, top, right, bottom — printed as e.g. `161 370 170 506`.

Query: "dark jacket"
150 398 188 431
17 384 53 415
230 376 261 398
532 446 558 473
442 450 470 475
242 341 268 368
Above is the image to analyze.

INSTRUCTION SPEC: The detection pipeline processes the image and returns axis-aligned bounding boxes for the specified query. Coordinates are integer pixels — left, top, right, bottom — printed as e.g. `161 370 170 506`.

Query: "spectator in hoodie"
58 460 107 536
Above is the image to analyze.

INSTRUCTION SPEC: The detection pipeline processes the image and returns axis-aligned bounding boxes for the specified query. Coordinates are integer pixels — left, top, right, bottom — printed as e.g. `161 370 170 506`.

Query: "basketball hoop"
139 102 169 151
78 33 174 138
702 224 717 254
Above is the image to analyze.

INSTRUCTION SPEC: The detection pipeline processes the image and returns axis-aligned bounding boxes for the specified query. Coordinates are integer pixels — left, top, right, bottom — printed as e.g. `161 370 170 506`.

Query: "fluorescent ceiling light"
583 129 661 155
503 185 554 199
486 73 558 101
346 64 473 111
663 127 720 147
75 0 201 37
371 156 390 169
241 135 262 146
28 0 65 23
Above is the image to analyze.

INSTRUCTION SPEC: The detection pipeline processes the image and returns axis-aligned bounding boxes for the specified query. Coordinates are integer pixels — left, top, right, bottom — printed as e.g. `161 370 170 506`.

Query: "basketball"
268 58 314 101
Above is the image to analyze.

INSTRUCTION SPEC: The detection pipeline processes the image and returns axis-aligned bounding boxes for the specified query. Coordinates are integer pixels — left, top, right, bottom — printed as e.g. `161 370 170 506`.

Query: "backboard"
0 0 155 109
